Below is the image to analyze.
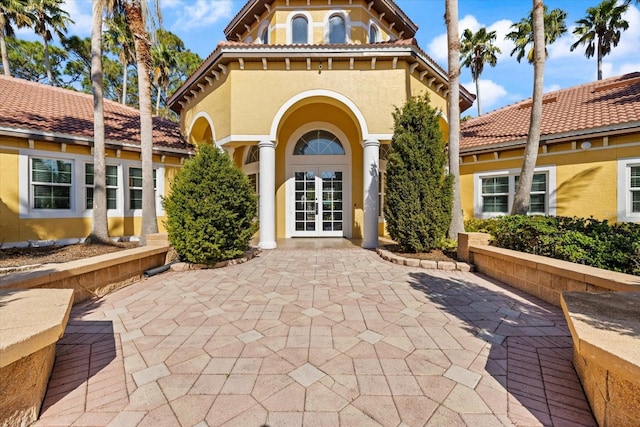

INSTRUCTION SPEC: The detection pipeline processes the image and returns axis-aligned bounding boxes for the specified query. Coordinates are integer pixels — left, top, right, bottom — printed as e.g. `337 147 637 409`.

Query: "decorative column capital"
258 139 276 149
362 138 381 148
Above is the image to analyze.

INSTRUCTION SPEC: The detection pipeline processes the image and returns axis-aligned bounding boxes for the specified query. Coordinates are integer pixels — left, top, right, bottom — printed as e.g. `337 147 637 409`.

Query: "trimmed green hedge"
465 215 640 276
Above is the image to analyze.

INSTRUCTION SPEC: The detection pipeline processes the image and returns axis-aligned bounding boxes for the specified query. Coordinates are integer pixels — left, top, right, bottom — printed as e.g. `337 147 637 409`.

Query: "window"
85 164 118 210
618 159 640 222
481 176 509 213
294 130 345 155
129 167 156 210
31 158 72 209
292 15 308 44
245 145 260 164
261 27 269 44
369 24 379 43
328 15 346 44
378 171 386 218
475 168 555 218
632 166 640 213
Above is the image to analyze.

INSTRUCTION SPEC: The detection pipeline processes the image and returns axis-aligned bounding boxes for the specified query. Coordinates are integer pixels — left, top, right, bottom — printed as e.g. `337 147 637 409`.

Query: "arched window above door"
294 130 345 155
245 145 260 164
328 15 346 44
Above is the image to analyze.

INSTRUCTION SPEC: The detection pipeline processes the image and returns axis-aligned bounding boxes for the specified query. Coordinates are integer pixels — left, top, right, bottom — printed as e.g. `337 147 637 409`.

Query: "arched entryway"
285 124 352 238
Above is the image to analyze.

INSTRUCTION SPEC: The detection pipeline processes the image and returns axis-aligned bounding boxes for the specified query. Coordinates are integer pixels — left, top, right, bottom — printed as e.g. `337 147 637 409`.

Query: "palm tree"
29 0 72 85
505 5 567 63
87 0 122 245
123 0 160 244
445 0 464 240
151 41 177 114
104 13 135 104
570 0 631 80
460 27 501 116
1 0 33 76
512 0 545 215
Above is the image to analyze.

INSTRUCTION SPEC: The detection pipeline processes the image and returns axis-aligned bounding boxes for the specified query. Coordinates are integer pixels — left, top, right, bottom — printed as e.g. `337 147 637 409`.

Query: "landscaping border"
375 247 473 272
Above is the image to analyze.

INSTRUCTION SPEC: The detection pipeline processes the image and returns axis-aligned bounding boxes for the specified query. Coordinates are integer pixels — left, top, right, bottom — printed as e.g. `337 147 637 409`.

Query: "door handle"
316 200 319 215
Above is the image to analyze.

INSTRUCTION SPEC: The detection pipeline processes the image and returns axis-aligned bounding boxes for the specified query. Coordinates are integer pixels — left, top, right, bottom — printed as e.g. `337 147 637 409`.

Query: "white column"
362 138 380 249
258 139 277 249
224 146 235 158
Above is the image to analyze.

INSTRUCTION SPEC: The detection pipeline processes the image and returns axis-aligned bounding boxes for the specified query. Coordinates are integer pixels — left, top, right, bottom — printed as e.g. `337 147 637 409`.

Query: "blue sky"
19 0 640 116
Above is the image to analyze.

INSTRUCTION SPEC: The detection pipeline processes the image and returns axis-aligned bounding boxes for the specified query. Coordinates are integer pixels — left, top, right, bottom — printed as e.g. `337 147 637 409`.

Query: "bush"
163 144 258 264
471 215 640 275
383 94 453 252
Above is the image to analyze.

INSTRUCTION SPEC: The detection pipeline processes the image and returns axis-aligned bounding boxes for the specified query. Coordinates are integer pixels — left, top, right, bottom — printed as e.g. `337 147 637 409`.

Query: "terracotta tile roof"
0 75 191 152
460 72 640 151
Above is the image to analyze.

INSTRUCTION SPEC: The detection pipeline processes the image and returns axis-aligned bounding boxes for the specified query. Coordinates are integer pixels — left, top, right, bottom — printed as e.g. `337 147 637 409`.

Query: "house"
0 75 193 247
459 72 640 223
167 0 475 249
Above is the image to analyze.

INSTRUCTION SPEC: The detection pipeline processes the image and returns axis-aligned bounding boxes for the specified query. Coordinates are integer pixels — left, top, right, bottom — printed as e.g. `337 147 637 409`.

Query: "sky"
17 0 640 116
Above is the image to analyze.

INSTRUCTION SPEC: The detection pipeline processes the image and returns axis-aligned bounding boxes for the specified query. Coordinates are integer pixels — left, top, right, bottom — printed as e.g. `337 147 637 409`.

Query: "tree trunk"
446 0 465 240
86 0 110 244
43 37 53 84
475 77 482 116
512 0 546 215
596 36 602 80
0 17 11 76
155 86 161 114
125 1 158 245
121 58 128 104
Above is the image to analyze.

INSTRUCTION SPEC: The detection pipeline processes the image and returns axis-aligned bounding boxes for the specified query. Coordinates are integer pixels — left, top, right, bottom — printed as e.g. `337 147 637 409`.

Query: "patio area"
35 242 596 426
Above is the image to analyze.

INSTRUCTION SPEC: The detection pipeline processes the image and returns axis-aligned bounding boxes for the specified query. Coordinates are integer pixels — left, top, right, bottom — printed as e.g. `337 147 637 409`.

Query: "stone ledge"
0 245 169 303
561 292 640 426
375 248 473 272
0 289 74 368
0 289 74 426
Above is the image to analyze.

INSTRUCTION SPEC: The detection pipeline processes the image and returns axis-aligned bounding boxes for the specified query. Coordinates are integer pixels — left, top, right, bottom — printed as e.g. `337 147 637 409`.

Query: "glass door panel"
291 168 345 237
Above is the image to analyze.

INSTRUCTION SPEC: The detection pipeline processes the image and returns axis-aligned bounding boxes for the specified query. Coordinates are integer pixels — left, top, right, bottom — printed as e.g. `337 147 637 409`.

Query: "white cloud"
544 83 561 93
427 14 513 63
463 78 508 113
62 0 93 37
169 0 234 31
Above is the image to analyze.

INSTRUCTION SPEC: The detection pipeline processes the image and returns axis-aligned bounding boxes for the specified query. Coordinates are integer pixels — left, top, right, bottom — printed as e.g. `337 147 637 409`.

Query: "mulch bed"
383 244 458 262
0 242 139 269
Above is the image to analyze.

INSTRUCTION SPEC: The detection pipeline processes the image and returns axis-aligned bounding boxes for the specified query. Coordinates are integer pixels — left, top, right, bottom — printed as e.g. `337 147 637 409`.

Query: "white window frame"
368 21 379 43
30 156 73 211
19 149 164 219
287 11 312 44
258 22 270 44
126 166 164 216
85 163 120 211
324 10 351 44
474 166 556 218
617 157 640 222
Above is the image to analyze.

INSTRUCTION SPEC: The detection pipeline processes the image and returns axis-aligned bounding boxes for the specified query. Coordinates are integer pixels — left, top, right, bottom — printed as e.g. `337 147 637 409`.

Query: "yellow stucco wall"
0 136 183 245
460 135 640 222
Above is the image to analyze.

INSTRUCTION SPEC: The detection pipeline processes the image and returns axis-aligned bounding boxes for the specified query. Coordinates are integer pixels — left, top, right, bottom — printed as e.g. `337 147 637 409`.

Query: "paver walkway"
36 245 596 426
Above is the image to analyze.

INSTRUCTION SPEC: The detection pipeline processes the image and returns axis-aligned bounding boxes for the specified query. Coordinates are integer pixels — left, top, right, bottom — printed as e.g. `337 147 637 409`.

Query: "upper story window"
260 26 269 44
328 14 346 44
369 24 379 43
292 15 308 44
294 130 345 155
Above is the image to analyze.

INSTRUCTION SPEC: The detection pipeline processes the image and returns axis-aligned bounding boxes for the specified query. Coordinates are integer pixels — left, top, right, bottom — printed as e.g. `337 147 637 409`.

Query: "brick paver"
36 245 596 426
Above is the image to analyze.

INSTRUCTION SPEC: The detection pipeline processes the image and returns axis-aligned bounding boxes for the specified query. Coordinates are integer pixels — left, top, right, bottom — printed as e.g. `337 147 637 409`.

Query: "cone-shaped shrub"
384 94 453 252
163 144 257 264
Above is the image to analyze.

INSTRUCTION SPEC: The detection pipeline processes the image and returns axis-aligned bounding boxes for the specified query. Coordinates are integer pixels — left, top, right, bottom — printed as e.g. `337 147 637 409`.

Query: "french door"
291 167 345 237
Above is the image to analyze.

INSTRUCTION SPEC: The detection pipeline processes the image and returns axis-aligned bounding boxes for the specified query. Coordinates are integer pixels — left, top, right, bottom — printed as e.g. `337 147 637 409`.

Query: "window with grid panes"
481 176 509 213
129 167 156 210
86 164 118 210
631 165 640 213
31 158 72 209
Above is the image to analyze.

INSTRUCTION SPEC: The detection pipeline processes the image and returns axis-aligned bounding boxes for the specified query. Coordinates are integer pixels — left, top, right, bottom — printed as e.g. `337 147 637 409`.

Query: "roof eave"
460 121 640 154
169 44 473 112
